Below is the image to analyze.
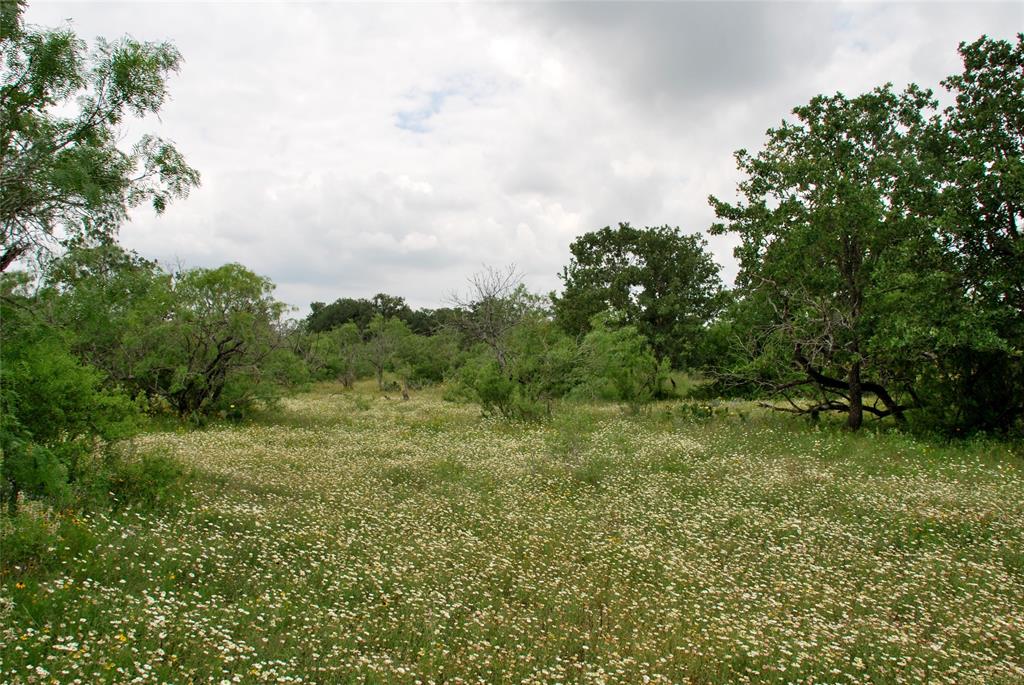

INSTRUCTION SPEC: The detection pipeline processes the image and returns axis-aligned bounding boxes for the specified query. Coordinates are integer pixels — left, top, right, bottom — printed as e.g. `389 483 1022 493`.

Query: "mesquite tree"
0 1 198 271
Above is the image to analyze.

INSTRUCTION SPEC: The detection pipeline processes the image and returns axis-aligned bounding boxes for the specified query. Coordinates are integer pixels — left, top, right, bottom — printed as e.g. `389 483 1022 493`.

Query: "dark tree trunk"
847 360 863 430
0 245 28 273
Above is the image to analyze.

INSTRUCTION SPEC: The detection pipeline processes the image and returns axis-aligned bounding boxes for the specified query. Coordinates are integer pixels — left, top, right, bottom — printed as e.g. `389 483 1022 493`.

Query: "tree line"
1 0 1021 514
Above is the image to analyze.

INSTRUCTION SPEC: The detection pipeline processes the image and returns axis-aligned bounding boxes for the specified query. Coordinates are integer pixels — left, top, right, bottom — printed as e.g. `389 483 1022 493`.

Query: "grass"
2 383 1023 684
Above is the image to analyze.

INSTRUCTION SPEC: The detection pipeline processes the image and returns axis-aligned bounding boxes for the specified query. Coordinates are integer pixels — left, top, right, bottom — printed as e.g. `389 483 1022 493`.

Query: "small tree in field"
574 315 667 410
153 264 290 417
364 315 411 391
449 265 542 371
330 322 364 388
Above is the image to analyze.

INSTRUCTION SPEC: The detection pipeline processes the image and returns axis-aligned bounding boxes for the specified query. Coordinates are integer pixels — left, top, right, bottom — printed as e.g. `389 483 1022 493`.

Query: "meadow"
2 385 1023 685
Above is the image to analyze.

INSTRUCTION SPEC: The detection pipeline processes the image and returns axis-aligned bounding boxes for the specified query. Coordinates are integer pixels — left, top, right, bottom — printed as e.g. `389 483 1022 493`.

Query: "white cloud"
23 1 1024 311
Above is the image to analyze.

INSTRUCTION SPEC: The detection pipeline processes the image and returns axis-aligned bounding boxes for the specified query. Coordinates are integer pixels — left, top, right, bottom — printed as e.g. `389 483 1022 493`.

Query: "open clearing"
2 387 1023 684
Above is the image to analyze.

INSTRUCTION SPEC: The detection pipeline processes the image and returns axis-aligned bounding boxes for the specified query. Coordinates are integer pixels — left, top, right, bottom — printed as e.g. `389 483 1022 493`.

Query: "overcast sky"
25 1 1024 312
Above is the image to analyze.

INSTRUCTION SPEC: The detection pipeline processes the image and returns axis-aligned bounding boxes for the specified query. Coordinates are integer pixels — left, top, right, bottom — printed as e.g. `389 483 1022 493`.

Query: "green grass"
2 387 1023 684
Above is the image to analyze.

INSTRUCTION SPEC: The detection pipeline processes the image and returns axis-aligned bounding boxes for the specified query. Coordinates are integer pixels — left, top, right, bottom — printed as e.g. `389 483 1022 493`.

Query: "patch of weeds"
107 447 190 512
383 456 467 490
571 454 614 488
0 506 59 576
547 410 599 460
671 401 727 425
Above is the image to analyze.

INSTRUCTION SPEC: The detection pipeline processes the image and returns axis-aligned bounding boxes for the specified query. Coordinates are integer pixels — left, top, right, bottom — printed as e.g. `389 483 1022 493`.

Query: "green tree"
306 297 375 333
937 34 1023 315
40 244 172 393
573 315 667 409
710 85 937 429
153 264 290 417
1 273 138 513
371 293 412 321
457 315 577 421
915 34 1024 434
554 224 723 368
396 329 459 388
364 314 412 391
332 322 365 388
0 1 199 271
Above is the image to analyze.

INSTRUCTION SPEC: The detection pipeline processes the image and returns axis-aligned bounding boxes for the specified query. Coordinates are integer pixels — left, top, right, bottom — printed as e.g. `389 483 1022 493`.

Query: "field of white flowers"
2 386 1023 684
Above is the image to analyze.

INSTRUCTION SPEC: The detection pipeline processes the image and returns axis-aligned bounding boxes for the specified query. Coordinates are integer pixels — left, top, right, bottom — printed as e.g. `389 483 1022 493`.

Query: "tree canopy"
708 33 1024 435
0 0 199 272
554 223 723 368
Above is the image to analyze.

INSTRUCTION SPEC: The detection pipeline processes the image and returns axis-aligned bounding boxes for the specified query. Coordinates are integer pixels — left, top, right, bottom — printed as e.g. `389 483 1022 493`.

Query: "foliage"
396 328 460 387
40 248 297 419
307 297 377 333
1 286 139 512
364 314 412 390
707 35 1024 437
572 315 668 409
306 293 454 336
40 243 172 390
918 33 1024 435
554 223 723 368
457 316 577 421
156 264 292 417
710 84 939 429
450 265 546 372
0 1 199 272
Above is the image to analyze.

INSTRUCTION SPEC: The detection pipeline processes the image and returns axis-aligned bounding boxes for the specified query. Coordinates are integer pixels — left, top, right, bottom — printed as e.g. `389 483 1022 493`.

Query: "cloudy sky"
25 1 1023 312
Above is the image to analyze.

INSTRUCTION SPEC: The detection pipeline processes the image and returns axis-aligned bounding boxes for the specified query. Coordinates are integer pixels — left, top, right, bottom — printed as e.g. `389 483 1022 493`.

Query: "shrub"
573 315 667 410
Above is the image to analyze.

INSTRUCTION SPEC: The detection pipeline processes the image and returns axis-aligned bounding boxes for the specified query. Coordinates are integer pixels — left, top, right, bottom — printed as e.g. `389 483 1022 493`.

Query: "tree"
40 243 173 391
710 85 937 429
371 293 412 321
450 265 543 371
937 34 1023 315
151 264 290 417
0 1 199 272
915 33 1024 434
553 224 723 368
1 271 138 513
364 314 411 391
456 314 577 421
573 314 668 409
306 297 375 333
330 322 365 388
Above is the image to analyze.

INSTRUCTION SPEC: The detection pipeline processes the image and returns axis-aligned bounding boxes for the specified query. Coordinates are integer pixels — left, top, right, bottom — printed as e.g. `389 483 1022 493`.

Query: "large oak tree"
710 85 938 429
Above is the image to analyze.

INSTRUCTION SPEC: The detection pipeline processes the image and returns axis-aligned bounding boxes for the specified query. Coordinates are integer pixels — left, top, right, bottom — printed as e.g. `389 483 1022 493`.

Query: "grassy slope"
2 384 1023 684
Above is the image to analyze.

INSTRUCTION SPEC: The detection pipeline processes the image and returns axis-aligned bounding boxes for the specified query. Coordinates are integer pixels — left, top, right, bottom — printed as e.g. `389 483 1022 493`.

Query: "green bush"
573 315 667 410
0 319 139 513
105 447 189 512
0 505 60 574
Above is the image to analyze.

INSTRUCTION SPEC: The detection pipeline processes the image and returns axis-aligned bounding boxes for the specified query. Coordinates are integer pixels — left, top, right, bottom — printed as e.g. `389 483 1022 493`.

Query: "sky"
24 1 1024 313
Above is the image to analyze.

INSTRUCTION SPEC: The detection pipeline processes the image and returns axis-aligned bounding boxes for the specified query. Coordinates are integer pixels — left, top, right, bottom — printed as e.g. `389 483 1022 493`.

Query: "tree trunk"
847 361 863 430
376 366 384 390
0 244 28 273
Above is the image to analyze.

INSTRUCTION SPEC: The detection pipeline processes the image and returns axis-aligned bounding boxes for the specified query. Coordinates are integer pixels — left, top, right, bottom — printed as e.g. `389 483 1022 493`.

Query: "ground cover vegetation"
2 2 1023 681
1 387 1022 684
